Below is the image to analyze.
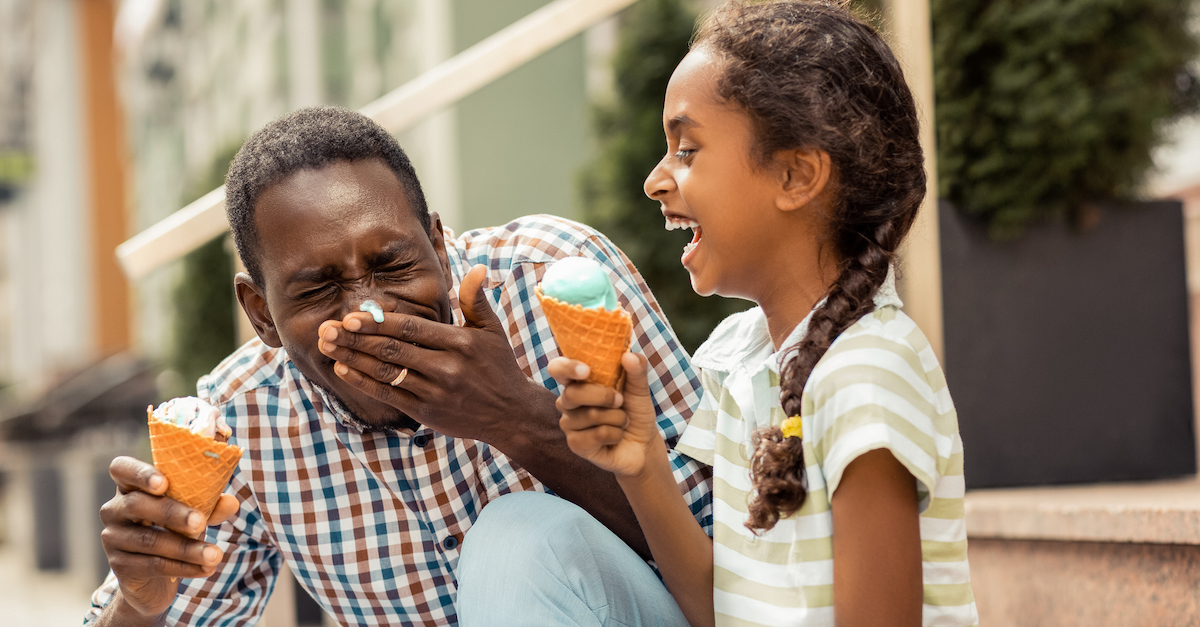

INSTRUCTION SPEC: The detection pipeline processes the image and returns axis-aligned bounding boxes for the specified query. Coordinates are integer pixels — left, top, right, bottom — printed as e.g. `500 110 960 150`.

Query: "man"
86 107 709 626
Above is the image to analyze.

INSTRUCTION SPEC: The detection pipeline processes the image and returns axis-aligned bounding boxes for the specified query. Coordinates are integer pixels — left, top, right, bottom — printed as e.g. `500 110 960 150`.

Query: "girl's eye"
674 148 695 160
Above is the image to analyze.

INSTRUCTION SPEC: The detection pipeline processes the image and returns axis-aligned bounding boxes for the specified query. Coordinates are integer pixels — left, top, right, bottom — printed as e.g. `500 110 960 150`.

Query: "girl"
552 1 978 626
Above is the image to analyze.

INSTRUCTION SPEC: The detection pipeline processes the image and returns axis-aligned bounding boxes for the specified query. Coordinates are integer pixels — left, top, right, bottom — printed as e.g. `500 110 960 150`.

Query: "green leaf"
933 0 1199 237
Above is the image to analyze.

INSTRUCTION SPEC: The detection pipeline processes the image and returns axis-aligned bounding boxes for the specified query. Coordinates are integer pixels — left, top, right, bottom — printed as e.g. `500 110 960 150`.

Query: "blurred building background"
121 0 608 365
0 0 632 624
0 0 1198 625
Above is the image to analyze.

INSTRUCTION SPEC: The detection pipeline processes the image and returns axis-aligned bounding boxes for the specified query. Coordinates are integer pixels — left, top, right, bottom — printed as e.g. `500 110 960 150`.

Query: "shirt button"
413 434 429 447
443 535 459 550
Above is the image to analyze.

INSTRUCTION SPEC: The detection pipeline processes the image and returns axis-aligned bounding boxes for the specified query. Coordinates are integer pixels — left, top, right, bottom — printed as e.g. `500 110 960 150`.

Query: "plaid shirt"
86 215 711 626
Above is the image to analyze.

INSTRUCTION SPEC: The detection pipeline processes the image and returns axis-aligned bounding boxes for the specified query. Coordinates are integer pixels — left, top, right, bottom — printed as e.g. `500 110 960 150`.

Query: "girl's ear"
774 147 833 212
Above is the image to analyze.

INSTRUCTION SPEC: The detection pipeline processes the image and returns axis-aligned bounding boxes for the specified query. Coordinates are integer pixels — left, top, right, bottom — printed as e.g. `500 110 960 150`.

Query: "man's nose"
643 154 675 200
349 291 400 319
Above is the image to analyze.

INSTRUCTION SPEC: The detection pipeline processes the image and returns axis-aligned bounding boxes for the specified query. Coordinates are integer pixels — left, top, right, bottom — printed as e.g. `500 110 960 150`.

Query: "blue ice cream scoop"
540 257 619 311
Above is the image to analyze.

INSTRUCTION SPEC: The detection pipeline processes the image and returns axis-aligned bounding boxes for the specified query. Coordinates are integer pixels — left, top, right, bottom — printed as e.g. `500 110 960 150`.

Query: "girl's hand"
550 352 664 478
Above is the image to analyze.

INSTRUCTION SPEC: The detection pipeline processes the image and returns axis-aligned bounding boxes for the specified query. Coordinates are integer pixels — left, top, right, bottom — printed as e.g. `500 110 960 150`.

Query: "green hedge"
933 0 1200 237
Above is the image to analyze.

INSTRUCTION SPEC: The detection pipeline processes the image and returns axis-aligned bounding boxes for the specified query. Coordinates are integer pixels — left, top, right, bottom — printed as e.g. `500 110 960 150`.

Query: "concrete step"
966 478 1200 625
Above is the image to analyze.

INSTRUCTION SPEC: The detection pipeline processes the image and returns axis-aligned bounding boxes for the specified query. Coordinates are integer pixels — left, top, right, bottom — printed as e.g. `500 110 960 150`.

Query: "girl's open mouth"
682 225 702 263
664 215 701 264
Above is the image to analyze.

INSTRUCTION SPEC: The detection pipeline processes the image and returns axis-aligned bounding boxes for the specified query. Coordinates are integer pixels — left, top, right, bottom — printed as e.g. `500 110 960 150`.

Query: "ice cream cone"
536 286 632 388
147 408 242 516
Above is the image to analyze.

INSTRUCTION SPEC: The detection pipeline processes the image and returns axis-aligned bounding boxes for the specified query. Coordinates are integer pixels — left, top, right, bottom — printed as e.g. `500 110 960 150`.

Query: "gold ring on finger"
390 367 409 387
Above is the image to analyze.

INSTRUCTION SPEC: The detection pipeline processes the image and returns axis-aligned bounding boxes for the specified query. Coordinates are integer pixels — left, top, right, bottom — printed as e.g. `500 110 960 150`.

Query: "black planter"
939 200 1195 488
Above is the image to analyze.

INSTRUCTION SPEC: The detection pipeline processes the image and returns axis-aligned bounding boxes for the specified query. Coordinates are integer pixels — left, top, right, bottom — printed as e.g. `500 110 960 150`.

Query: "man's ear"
428 212 453 286
234 273 282 348
774 147 833 212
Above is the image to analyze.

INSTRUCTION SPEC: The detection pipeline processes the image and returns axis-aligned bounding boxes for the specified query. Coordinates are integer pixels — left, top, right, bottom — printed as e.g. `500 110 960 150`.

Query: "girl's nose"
643 155 675 200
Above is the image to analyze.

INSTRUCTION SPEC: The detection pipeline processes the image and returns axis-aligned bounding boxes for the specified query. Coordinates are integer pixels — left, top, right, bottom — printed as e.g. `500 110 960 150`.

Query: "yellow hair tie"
780 415 803 439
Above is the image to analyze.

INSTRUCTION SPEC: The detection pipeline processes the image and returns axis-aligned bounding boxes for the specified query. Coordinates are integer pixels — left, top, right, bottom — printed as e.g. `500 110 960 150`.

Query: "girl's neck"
759 285 827 352
757 246 841 352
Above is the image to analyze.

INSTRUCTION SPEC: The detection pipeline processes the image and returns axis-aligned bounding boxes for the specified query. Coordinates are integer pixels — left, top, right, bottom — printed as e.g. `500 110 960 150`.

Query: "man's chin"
312 379 420 432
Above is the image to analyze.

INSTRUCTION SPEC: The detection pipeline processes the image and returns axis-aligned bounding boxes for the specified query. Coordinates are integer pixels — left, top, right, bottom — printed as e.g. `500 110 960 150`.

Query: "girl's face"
643 48 789 300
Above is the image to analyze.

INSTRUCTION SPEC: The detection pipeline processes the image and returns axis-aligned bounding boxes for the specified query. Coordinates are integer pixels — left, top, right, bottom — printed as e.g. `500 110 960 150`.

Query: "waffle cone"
536 286 632 388
147 409 243 516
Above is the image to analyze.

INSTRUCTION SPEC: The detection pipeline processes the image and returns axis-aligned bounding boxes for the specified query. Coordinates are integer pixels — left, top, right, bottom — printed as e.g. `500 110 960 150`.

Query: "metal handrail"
116 0 639 280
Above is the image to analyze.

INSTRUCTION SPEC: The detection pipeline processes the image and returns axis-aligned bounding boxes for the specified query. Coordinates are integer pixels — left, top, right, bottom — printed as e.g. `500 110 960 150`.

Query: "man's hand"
318 263 656 556
98 456 238 624
551 353 665 478
316 264 550 443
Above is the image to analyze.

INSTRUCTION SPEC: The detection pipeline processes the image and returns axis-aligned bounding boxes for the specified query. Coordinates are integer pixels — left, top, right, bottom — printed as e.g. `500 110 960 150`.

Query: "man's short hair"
225 106 430 285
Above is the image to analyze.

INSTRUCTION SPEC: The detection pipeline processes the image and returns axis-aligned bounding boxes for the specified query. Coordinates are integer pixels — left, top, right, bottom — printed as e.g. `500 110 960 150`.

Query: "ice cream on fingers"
147 397 243 517
535 257 633 389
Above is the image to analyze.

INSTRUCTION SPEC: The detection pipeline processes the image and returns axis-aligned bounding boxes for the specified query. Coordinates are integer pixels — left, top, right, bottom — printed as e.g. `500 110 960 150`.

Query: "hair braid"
695 1 926 532
746 227 895 530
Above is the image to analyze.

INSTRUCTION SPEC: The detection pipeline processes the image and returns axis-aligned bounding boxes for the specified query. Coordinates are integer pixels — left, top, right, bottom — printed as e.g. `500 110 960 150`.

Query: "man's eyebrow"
365 240 410 266
667 114 699 133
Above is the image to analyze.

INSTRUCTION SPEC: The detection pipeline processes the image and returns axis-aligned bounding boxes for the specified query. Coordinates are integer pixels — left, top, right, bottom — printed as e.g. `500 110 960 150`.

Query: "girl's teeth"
683 242 697 255
664 217 700 231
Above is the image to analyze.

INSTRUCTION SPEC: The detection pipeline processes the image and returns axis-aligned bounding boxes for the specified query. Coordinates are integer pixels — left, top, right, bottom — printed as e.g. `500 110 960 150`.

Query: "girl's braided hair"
694 0 926 532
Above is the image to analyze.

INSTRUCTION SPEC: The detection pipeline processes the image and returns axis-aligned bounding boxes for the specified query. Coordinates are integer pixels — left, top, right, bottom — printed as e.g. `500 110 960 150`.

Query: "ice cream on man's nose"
359 299 385 323
536 257 632 389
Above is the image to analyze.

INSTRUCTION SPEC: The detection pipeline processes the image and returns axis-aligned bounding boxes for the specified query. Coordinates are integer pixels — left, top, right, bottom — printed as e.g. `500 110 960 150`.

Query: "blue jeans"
456 492 690 627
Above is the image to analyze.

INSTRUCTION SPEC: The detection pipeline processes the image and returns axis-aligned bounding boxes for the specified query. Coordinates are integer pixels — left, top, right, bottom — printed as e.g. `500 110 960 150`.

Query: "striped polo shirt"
676 275 978 627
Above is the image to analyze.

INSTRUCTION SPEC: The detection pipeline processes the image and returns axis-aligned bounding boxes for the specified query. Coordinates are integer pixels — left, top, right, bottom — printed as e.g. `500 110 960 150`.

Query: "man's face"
246 157 453 427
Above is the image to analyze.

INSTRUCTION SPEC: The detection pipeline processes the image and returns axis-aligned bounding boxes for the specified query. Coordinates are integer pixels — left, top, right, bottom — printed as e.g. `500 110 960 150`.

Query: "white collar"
691 267 902 377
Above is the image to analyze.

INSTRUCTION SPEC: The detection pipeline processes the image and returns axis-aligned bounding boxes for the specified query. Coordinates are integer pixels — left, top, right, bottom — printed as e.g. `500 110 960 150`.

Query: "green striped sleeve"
924 582 976 607
716 566 832 608
921 538 970 563
713 522 833 563
713 613 772 627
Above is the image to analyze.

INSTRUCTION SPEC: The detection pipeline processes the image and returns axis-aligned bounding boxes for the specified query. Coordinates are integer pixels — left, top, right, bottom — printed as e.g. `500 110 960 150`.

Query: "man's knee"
465 492 595 555
458 493 688 627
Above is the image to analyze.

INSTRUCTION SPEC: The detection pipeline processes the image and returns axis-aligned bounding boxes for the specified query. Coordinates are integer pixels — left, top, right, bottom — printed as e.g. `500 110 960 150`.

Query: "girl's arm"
615 440 715 627
830 448 923 627
551 353 715 627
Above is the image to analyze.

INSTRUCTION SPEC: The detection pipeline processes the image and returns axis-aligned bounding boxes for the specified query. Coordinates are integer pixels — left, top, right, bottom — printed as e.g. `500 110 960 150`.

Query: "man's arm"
476 375 651 556
318 265 652 555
